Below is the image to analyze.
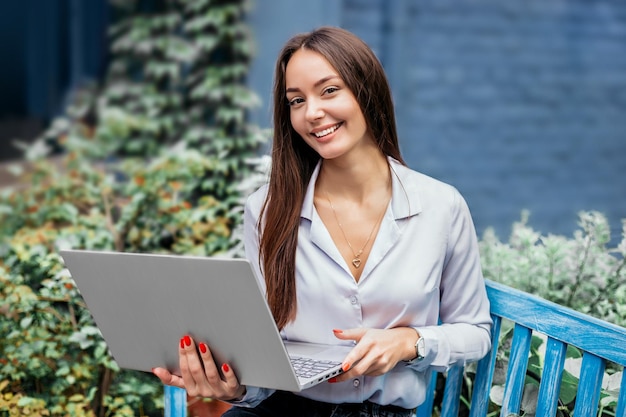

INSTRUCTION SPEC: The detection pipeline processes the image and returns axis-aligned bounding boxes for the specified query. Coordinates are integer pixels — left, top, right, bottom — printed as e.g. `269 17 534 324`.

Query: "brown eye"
288 97 305 107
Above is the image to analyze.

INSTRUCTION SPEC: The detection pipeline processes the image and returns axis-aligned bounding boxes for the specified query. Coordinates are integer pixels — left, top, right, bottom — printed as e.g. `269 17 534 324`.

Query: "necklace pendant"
352 258 362 268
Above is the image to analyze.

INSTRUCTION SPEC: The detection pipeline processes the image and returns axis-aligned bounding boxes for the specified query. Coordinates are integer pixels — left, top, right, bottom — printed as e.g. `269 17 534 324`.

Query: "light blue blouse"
238 157 492 409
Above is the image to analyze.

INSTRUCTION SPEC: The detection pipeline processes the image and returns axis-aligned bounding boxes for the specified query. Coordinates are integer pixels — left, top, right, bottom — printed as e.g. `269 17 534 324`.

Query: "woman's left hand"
331 327 418 382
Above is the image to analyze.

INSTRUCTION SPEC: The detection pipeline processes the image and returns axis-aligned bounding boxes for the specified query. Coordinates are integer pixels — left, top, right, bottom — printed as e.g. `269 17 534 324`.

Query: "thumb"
333 328 367 342
152 367 184 389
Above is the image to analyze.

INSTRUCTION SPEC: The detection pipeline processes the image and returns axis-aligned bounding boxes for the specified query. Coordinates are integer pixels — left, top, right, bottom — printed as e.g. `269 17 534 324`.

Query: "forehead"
285 49 339 87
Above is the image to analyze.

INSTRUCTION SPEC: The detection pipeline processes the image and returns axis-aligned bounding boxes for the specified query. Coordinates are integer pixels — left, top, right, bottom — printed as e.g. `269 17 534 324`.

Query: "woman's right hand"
152 335 246 401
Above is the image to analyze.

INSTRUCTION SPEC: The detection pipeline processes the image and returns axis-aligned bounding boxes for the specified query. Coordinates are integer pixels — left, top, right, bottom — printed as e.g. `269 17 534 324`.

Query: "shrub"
0 0 266 415
480 210 626 327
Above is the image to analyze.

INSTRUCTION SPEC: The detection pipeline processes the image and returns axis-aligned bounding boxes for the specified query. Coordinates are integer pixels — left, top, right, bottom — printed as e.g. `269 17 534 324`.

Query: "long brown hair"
260 26 405 330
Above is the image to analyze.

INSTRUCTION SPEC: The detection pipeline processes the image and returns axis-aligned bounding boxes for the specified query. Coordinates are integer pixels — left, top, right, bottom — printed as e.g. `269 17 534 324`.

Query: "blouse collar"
300 156 422 222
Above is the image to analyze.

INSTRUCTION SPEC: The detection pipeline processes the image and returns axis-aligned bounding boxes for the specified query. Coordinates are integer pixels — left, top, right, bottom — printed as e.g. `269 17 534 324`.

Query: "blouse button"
352 379 360 388
350 295 358 305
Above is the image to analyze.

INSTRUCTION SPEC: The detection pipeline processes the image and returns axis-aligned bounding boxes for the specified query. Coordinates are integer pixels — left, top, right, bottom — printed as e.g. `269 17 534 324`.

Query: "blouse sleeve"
243 186 268 292
409 189 492 372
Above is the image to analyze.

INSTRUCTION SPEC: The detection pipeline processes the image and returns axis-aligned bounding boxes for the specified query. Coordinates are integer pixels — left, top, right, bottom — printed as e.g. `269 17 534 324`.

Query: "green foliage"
480 210 626 327
1 0 266 415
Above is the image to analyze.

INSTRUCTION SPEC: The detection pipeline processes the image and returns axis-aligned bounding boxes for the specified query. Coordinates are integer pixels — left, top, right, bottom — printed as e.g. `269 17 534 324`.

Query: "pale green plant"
480 210 626 327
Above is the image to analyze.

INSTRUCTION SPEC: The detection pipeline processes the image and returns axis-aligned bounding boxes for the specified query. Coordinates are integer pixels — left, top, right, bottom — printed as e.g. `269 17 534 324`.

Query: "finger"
179 335 196 391
331 351 388 383
198 342 223 386
334 328 367 366
182 336 211 388
221 363 245 398
332 328 369 376
152 367 185 389
199 343 244 399
332 328 367 342
341 349 377 378
338 340 371 375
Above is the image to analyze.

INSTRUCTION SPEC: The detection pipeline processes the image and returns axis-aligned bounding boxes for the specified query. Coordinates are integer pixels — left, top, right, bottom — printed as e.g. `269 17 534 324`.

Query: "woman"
154 26 492 416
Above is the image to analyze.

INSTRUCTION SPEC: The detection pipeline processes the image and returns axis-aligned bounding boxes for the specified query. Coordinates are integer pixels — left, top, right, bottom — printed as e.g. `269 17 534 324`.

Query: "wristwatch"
405 335 425 364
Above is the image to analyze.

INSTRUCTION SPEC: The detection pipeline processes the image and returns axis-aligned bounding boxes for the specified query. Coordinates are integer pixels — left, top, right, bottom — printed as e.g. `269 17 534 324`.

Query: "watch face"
417 337 425 359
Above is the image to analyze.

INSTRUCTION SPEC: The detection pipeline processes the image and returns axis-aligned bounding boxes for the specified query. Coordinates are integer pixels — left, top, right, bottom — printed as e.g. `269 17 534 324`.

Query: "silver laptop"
60 249 350 392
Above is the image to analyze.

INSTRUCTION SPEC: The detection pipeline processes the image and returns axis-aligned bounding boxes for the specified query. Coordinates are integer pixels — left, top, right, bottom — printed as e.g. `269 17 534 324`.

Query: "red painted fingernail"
199 343 207 354
180 338 185 349
342 363 351 372
332 329 343 334
328 377 337 383
222 363 230 373
183 335 191 347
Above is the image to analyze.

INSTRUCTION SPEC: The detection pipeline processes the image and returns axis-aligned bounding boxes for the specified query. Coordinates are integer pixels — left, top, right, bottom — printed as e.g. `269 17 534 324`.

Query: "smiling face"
284 48 375 161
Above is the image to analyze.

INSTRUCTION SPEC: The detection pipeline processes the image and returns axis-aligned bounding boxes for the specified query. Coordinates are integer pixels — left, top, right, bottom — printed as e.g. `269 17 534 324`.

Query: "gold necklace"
324 191 388 269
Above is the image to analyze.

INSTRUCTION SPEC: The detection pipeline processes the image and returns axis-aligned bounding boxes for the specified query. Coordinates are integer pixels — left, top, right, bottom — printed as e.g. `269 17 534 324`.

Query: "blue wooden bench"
164 280 626 417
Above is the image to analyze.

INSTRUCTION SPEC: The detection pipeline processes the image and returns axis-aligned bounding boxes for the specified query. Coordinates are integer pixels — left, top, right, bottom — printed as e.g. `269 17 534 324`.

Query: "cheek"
290 112 307 136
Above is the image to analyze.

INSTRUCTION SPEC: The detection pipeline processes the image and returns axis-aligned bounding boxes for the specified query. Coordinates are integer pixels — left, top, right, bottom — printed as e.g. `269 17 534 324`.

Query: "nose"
305 98 324 122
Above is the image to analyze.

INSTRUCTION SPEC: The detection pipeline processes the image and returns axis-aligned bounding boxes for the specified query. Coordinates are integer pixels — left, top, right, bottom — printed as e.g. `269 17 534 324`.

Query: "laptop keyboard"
290 356 342 379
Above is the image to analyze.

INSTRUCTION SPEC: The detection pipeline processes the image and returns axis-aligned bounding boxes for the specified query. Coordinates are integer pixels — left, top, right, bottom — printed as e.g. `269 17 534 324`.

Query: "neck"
317 151 390 202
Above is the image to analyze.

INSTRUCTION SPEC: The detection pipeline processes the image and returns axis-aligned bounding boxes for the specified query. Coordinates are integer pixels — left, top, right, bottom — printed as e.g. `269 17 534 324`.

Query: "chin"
315 148 347 161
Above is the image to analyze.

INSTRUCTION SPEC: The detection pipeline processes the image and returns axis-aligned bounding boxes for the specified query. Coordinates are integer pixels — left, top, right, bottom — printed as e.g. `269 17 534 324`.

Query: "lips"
312 122 343 138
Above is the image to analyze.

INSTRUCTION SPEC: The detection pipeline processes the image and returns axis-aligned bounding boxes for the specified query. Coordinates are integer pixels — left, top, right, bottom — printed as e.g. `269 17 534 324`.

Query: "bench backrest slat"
441 365 464 417
415 372 437 417
535 337 567 417
416 375 436 417
468 314 502 417
164 385 187 417
574 353 605 417
501 324 532 416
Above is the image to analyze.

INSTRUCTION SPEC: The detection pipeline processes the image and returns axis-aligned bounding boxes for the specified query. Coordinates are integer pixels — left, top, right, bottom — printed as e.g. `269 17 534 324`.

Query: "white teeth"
314 124 341 138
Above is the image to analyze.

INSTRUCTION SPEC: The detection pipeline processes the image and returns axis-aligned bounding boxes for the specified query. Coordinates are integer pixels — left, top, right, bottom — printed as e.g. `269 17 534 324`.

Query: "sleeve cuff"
404 327 441 372
224 386 274 408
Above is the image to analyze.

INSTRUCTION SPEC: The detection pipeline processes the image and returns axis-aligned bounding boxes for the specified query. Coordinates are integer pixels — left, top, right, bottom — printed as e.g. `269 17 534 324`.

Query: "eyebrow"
285 75 340 93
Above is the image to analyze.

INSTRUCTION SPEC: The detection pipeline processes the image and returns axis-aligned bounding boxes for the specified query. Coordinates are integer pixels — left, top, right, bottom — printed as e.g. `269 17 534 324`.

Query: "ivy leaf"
86 386 98 402
17 396 37 407
56 365 70 377
68 393 85 402
20 316 33 329
69 329 96 349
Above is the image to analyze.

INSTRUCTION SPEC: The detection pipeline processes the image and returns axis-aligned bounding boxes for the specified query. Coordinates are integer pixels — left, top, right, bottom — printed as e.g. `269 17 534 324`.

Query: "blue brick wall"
339 0 626 242
248 0 626 243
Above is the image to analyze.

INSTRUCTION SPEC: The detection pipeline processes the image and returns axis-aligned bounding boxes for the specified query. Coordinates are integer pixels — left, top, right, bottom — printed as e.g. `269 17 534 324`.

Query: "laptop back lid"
60 250 302 391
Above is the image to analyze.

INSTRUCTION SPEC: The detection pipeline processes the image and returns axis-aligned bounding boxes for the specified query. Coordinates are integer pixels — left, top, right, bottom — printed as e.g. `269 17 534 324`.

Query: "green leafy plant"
0 0 266 415
480 210 626 327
